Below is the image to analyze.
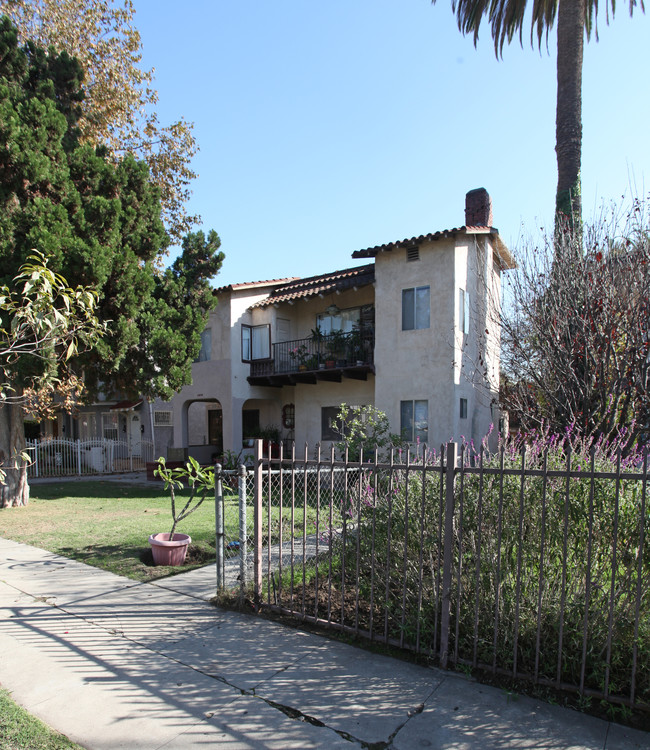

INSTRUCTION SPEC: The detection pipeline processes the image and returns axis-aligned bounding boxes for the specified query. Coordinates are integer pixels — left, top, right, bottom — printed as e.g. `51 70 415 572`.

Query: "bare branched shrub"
501 198 650 451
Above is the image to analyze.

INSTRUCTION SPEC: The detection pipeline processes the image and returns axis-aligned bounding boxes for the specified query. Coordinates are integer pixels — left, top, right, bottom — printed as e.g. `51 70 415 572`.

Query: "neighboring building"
31 395 158 466
155 188 515 463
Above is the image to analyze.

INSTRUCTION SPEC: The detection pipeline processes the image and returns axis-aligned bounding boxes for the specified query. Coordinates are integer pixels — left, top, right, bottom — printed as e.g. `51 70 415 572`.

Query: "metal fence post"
215 463 225 593
238 464 247 595
439 441 458 669
253 439 263 608
76 440 81 475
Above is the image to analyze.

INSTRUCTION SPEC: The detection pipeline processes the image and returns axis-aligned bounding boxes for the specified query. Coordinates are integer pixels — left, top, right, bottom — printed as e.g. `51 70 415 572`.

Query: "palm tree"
432 0 644 235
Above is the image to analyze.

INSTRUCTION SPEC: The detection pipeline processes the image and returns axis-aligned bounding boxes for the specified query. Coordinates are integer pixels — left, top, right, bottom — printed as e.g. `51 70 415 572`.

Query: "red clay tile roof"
353 226 484 256
250 264 375 308
352 225 515 269
214 276 299 294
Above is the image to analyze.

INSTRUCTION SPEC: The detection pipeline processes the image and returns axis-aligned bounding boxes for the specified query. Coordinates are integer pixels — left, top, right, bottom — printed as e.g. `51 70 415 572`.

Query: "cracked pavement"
1 537 647 749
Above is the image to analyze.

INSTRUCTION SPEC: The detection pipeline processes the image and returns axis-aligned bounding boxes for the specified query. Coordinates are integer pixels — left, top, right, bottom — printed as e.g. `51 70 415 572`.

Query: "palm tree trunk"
555 0 585 236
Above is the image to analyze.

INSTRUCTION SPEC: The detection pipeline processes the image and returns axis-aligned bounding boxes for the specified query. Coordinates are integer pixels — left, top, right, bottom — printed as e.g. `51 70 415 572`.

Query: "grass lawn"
0 687 82 750
0 479 319 582
0 480 232 582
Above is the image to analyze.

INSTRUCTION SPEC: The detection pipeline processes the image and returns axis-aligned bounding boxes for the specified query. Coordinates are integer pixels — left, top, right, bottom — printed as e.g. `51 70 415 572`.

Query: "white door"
277 317 291 341
130 414 142 457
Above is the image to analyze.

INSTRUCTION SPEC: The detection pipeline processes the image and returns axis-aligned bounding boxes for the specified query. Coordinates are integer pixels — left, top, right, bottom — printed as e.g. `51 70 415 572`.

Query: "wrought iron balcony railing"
249 328 374 381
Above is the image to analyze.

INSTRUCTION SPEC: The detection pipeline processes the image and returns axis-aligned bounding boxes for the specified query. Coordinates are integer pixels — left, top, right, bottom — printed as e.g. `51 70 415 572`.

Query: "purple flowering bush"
451 424 648 703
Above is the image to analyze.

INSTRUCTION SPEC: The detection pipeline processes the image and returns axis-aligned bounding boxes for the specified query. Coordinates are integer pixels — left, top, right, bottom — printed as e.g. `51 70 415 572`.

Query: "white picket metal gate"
25 438 154 477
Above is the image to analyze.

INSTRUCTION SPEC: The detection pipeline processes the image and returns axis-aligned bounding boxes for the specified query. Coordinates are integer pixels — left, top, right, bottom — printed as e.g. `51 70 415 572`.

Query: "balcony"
247 329 375 387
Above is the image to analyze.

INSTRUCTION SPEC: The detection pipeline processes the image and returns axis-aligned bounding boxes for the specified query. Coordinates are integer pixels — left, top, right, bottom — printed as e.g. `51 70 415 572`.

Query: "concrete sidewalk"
0 538 647 750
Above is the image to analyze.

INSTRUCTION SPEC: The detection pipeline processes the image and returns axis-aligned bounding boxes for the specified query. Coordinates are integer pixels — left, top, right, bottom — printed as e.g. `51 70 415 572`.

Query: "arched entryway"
185 399 222 463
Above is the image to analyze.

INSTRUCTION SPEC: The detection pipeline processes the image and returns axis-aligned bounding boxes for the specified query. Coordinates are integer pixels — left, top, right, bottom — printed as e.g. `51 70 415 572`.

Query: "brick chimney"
465 188 493 227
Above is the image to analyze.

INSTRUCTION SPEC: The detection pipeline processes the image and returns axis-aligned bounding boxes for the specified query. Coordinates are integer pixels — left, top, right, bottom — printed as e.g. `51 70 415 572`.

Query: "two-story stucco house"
152 188 514 463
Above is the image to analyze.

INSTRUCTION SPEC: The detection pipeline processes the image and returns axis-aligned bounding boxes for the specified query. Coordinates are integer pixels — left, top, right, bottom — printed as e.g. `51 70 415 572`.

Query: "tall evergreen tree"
0 18 224 506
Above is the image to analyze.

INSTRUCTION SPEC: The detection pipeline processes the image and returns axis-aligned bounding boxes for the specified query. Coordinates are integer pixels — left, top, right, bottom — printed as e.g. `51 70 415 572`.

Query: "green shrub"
320 425 649 704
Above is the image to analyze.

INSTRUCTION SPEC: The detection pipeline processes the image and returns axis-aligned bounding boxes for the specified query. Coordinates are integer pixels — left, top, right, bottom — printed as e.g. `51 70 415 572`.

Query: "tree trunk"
0 402 30 508
555 0 585 236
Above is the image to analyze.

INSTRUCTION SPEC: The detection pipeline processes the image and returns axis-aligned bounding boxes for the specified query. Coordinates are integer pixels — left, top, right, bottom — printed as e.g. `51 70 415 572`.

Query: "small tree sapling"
155 456 213 540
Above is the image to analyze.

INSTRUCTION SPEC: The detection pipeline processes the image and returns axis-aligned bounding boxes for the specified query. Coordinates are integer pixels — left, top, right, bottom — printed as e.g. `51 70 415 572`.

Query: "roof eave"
352 226 516 270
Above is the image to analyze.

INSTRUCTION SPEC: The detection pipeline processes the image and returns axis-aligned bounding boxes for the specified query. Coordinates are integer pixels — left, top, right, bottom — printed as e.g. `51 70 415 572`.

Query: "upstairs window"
317 306 360 334
195 328 212 362
402 286 430 330
242 324 271 361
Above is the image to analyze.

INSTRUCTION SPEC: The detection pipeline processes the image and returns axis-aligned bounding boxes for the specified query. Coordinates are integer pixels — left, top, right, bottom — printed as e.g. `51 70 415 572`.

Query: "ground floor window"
154 410 173 427
242 409 260 442
24 420 41 440
400 400 428 443
321 406 344 441
102 412 118 440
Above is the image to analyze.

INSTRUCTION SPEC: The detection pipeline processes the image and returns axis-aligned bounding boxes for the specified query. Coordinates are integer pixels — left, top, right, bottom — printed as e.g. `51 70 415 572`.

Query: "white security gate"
26 438 154 477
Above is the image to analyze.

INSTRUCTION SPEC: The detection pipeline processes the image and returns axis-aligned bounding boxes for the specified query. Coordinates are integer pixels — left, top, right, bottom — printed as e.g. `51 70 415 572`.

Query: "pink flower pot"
148 532 191 566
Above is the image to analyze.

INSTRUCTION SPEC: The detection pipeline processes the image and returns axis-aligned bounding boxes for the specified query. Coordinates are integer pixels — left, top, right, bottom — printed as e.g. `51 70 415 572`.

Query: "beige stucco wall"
374 240 456 446
453 235 502 447
159 238 504 457
292 378 374 452
373 235 501 449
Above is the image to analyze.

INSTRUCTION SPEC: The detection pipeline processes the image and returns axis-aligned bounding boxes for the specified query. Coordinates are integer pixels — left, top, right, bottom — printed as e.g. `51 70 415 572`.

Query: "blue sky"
134 0 650 287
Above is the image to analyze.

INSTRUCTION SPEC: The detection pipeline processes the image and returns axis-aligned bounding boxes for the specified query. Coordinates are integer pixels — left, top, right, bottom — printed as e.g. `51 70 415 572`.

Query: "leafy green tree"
0 19 224 506
0 252 105 506
431 0 644 234
335 404 404 461
0 0 199 241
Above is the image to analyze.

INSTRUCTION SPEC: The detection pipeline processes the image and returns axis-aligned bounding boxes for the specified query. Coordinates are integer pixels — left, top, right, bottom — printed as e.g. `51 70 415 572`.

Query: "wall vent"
406 246 420 262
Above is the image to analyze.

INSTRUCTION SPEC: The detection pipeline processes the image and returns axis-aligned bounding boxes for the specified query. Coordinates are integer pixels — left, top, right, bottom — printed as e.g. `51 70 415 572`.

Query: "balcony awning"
110 400 143 412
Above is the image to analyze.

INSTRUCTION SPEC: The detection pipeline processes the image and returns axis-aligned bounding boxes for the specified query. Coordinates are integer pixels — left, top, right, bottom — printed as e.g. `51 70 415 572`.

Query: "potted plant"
150 457 213 566
310 326 325 367
289 343 310 370
326 328 349 366
242 424 262 448
304 354 318 370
